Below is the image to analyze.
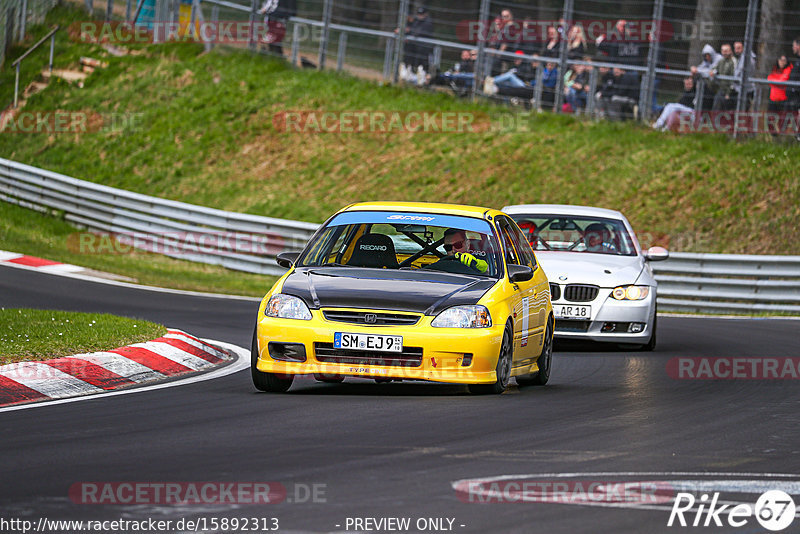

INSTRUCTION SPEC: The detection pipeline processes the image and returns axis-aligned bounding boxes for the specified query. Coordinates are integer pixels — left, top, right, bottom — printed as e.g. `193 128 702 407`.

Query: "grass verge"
0 308 166 363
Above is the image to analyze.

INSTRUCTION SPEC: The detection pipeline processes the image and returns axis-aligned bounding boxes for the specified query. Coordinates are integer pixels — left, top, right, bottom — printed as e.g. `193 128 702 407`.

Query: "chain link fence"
144 0 799 137
1 0 59 68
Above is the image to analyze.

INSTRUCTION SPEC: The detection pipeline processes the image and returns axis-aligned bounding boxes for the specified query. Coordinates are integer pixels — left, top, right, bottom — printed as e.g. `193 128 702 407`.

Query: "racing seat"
347 234 399 269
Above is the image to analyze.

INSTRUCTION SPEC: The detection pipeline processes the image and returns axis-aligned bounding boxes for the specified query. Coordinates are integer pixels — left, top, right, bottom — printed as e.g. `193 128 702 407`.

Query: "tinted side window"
505 218 537 269
496 220 520 266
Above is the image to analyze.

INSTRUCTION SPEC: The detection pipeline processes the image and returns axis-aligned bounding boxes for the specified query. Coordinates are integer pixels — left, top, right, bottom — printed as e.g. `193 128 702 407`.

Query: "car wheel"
251 326 294 393
314 374 345 383
517 319 553 386
468 322 513 395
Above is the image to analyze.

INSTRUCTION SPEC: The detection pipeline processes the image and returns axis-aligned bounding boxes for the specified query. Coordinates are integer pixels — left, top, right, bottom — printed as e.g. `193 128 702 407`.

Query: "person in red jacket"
767 55 793 114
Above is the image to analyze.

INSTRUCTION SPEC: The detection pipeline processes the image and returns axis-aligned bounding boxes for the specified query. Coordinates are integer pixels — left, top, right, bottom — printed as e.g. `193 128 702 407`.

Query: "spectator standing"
711 43 737 111
540 26 560 59
258 0 296 56
767 55 793 113
788 38 800 114
407 7 434 73
567 25 587 59
732 41 756 110
596 19 643 66
690 44 722 111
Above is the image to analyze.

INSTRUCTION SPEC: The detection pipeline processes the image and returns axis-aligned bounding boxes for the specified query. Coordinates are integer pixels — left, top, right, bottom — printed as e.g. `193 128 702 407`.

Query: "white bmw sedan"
502 204 668 350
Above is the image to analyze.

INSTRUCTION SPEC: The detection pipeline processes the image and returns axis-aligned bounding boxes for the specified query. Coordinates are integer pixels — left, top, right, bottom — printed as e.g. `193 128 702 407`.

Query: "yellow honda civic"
252 202 554 394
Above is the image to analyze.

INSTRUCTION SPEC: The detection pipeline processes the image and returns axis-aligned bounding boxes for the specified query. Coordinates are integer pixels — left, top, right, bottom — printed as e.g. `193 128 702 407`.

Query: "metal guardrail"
652 253 800 314
0 157 798 313
0 157 319 276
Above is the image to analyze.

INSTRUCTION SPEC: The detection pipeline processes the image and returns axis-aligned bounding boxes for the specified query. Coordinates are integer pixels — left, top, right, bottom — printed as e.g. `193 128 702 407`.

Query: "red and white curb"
0 329 232 407
0 250 86 274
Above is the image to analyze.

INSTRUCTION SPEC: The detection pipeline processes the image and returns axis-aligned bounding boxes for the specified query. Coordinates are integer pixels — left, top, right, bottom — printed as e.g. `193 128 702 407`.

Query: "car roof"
343 201 502 219
501 204 627 220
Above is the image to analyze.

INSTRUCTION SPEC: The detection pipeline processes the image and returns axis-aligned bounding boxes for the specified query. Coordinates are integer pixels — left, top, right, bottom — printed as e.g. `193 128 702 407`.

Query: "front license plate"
554 305 591 319
334 332 403 353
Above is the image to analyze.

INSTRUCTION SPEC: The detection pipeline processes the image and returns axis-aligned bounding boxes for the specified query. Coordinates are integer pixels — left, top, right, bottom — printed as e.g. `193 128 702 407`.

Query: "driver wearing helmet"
583 223 617 253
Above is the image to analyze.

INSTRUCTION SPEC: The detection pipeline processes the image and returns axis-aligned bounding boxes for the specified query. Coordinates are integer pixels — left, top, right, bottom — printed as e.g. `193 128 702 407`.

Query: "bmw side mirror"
276 252 300 269
644 246 669 262
507 264 534 283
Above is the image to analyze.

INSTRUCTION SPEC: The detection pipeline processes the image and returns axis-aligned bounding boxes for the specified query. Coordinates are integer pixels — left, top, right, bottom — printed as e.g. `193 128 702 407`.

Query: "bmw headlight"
264 294 312 320
431 305 492 328
611 285 650 301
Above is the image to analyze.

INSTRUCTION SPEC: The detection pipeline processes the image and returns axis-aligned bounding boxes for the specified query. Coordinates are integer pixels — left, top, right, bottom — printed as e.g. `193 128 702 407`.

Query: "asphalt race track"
1 264 799 534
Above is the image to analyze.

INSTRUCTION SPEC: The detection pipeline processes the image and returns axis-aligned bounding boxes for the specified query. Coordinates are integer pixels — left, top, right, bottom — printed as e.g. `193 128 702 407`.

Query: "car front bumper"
255 311 505 384
552 288 656 344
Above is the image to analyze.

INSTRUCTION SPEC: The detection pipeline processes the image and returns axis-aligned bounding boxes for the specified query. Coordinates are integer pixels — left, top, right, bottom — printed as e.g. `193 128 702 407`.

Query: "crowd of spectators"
400 6 800 134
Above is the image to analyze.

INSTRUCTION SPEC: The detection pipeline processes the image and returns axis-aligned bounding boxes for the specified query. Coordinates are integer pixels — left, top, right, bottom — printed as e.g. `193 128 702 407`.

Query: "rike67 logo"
668 490 796 531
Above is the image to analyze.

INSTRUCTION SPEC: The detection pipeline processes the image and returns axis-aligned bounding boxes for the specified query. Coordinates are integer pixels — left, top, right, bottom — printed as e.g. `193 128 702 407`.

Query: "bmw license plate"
554 305 591 319
334 332 403 353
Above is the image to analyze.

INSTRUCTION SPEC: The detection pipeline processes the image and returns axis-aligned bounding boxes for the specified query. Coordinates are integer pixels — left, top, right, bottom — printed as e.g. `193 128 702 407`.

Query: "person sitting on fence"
711 44 737 111
690 44 722 111
564 61 590 113
492 50 536 89
433 49 478 94
652 76 696 131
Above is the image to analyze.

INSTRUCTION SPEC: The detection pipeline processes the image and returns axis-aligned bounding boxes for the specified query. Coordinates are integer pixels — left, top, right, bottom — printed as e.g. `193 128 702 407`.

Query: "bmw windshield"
510 214 637 256
298 211 502 278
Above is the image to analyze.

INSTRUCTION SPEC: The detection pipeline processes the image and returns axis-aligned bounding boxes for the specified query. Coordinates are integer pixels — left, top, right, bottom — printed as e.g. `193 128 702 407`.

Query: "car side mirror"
507 264 534 283
644 246 669 262
276 252 300 269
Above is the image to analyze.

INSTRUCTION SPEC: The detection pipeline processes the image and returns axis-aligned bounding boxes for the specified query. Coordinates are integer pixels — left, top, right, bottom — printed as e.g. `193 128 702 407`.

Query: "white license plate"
554 305 591 319
333 332 403 353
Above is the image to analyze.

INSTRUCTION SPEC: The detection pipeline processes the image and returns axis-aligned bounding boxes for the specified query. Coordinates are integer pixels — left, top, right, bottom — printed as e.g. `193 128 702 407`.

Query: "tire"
251 326 294 393
314 374 345 383
642 312 657 352
517 319 553 386
468 322 513 395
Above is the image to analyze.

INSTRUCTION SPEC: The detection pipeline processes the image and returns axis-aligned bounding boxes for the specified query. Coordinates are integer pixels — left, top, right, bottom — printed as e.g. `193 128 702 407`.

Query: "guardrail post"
734 0 758 139
694 78 705 129
49 32 55 74
317 0 332 70
84 0 93 15
14 63 20 108
640 0 664 121
248 0 257 51
126 0 132 22
471 0 490 100
392 0 409 83
432 45 441 73
533 63 544 111
554 0 574 112
336 31 347 72
586 65 597 117
382 36 394 81
106 0 113 21
290 21 300 66
20 0 28 40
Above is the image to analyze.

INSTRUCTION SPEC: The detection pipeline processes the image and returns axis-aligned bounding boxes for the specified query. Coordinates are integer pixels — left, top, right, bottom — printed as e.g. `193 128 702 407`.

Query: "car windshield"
298 211 502 277
509 214 637 256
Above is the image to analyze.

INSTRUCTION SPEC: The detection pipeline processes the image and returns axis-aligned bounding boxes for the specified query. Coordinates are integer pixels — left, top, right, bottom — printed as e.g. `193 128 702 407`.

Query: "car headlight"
264 294 312 320
431 305 492 328
611 285 650 301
